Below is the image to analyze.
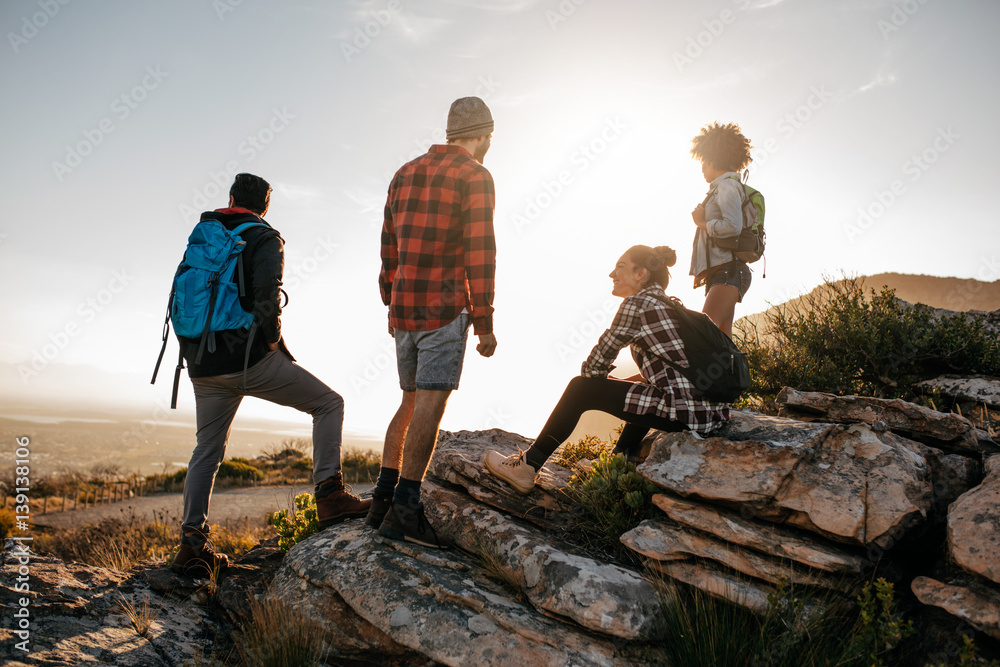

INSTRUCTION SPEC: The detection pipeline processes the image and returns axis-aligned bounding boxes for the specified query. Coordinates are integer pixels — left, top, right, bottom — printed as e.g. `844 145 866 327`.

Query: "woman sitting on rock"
484 244 731 494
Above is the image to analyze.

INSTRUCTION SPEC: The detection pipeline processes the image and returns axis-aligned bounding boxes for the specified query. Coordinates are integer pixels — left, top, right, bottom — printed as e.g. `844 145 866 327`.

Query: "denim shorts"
395 313 471 391
705 261 752 302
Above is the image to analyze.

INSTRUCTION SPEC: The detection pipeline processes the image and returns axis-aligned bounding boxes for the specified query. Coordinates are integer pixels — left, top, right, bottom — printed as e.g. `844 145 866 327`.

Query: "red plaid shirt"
581 284 731 433
380 144 496 334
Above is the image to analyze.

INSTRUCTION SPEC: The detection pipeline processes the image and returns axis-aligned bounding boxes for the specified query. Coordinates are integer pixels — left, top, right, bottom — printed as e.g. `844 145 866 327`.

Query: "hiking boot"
364 492 393 530
377 501 452 549
171 533 229 576
484 449 536 495
315 472 373 528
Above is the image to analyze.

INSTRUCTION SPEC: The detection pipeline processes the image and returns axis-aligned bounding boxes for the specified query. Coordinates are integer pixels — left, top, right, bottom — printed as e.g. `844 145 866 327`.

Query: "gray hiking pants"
182 349 343 534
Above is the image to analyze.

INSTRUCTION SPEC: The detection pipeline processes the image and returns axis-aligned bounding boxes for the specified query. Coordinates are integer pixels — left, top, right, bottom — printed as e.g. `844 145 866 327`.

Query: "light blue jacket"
689 172 744 285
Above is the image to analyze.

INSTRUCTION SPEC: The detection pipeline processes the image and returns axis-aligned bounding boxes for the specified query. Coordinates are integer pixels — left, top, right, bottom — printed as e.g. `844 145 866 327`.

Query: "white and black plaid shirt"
581 283 731 433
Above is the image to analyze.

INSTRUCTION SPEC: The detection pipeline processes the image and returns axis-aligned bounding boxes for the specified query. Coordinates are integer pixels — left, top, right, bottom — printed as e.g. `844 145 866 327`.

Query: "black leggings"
524 376 685 471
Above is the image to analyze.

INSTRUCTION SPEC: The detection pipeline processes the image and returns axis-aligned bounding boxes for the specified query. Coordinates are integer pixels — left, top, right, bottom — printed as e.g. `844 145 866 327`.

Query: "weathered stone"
917 375 1000 411
947 455 1000 585
646 559 774 614
273 521 653 667
650 494 867 574
639 411 934 548
912 576 1000 641
429 429 578 530
0 542 216 666
622 517 839 588
776 387 997 453
421 482 663 640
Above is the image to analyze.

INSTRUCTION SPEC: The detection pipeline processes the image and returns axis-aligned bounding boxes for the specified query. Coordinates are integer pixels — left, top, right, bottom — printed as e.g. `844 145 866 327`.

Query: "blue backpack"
151 220 266 408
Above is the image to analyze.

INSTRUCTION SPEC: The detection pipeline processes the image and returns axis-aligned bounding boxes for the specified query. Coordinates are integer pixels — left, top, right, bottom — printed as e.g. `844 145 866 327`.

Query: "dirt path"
30 483 373 530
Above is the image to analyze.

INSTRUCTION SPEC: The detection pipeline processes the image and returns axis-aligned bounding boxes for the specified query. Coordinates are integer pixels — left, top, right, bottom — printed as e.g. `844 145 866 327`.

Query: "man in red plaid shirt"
369 97 498 548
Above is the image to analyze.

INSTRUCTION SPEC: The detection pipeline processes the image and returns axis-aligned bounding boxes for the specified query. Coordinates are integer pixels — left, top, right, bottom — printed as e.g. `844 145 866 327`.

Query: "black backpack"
649 293 750 403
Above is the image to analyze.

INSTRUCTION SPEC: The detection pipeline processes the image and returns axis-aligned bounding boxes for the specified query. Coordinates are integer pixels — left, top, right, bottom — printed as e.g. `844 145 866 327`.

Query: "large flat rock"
649 494 867 574
917 375 1000 411
912 576 1000 641
947 455 1000 585
422 482 662 640
272 521 657 667
429 429 578 531
776 387 997 453
638 411 934 548
0 541 216 666
621 517 839 589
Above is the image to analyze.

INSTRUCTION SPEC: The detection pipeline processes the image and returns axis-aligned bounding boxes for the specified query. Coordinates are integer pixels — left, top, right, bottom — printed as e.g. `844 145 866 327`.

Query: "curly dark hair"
690 122 753 172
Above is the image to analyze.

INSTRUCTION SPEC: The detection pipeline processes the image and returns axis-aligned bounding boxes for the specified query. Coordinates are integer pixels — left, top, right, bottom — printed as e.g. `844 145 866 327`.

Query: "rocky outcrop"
912 575 1000 641
7 390 996 664
271 520 650 667
637 411 938 548
0 540 217 666
427 429 578 531
776 387 998 454
421 482 662 640
917 375 1000 412
648 493 866 574
947 455 1000 586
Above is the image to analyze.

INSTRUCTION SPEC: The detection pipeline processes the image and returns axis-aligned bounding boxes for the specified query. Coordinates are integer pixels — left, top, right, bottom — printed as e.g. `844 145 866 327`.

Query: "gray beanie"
446 96 494 140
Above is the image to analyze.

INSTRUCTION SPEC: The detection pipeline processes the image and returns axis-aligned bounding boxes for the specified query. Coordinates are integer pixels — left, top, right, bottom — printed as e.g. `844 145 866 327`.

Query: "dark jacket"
178 207 293 377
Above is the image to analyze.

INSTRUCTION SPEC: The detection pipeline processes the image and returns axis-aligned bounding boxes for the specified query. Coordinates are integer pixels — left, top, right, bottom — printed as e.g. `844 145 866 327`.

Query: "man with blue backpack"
155 173 370 575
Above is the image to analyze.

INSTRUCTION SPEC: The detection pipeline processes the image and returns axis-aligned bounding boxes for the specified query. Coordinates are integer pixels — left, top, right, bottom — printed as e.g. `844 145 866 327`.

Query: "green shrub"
289 457 312 472
736 277 1000 402
552 434 615 468
217 459 264 482
564 452 656 559
269 492 320 552
341 448 381 484
653 575 917 667
853 578 916 666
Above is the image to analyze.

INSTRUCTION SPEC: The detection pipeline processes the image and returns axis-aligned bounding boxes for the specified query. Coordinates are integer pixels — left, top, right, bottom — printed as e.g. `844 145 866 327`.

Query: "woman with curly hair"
689 121 754 337
482 244 731 494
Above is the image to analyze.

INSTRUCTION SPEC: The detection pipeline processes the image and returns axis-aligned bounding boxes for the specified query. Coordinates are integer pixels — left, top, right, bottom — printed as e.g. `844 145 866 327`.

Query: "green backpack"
712 174 765 264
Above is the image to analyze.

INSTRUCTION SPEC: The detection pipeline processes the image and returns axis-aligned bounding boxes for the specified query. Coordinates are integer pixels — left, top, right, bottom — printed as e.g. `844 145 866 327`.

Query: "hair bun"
654 246 677 268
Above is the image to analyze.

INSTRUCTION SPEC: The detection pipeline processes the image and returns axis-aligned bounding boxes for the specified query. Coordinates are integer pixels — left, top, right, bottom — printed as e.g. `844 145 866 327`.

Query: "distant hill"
737 273 1000 335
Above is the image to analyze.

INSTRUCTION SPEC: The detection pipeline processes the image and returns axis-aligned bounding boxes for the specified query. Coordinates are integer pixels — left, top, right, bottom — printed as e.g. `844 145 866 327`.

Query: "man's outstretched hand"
477 333 497 357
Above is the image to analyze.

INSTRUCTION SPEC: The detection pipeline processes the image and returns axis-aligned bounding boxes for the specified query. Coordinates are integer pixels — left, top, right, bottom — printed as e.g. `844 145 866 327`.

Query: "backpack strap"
150 289 174 385
170 348 184 409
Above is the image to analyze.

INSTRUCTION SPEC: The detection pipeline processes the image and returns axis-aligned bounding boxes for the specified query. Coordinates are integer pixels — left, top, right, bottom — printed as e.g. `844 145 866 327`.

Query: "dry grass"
235 594 330 666
117 593 160 638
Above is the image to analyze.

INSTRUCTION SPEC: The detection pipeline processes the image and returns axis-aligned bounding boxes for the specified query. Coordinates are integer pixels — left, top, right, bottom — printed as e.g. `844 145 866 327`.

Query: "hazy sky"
2 0 998 440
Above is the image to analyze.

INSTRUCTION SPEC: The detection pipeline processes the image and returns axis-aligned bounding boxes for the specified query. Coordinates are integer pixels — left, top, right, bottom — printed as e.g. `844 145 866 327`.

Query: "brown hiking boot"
171 533 229 576
316 473 372 528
